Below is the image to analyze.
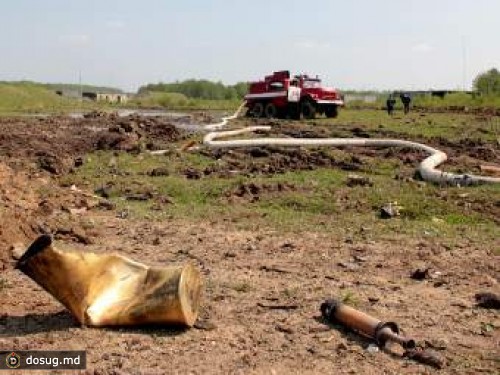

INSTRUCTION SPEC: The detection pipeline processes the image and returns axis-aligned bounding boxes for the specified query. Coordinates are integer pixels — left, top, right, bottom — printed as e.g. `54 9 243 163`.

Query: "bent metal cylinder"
16 235 202 327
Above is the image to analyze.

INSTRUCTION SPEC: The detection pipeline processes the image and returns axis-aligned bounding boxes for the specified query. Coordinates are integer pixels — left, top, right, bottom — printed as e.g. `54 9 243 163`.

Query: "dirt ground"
0 112 499 374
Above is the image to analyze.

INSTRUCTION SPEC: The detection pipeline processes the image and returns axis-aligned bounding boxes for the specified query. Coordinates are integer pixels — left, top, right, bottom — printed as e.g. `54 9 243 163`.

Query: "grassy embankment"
129 91 241 111
0 82 240 114
61 109 500 250
0 82 103 115
3 80 500 113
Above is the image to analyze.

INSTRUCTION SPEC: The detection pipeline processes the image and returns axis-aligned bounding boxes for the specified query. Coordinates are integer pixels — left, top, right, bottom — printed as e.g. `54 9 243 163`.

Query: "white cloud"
294 38 331 50
412 42 433 53
106 20 125 30
59 34 91 47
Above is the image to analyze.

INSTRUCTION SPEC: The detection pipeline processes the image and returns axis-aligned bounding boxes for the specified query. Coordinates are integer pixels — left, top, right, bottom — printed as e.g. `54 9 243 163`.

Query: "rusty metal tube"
321 299 444 369
328 301 381 339
16 235 202 327
320 299 415 349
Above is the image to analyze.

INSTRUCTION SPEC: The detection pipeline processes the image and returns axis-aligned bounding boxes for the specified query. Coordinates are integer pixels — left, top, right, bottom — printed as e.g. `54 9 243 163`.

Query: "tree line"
138 80 248 100
138 68 500 100
474 68 500 95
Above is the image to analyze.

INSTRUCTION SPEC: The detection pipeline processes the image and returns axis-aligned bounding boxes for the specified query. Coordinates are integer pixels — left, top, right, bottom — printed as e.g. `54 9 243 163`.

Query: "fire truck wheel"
325 105 338 118
301 101 316 119
252 102 264 118
288 103 301 120
264 103 277 119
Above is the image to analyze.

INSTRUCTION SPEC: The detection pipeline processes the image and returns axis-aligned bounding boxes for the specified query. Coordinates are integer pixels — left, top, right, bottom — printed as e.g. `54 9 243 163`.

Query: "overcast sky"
1 0 499 92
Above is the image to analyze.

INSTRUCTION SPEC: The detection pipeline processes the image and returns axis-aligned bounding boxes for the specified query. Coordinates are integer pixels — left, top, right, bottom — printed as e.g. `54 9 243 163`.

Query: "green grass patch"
317 108 499 143
64 147 499 244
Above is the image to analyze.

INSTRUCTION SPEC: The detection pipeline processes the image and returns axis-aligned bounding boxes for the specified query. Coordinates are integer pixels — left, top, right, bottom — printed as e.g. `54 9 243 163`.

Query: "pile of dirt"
433 137 499 162
197 147 364 178
0 161 112 269
263 121 500 169
0 113 184 175
224 181 298 203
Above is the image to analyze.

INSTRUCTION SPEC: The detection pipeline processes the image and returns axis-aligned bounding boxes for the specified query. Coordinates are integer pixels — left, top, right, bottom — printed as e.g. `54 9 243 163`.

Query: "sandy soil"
0 113 499 374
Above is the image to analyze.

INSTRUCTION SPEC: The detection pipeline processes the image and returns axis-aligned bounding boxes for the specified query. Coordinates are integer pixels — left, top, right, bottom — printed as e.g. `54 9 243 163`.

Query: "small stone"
10 243 25 260
480 275 498 287
69 207 87 216
281 242 295 251
366 344 379 354
98 200 116 210
353 255 369 263
475 292 500 309
411 268 430 280
95 186 111 198
346 174 373 187
275 324 294 334
244 244 256 251
380 202 400 219
424 339 448 351
338 261 360 271
194 320 217 331
337 342 348 351
147 167 170 177
450 299 469 309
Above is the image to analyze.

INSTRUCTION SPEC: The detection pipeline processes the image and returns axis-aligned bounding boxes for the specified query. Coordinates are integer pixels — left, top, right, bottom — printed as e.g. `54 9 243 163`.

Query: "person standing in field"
400 93 412 114
386 95 396 116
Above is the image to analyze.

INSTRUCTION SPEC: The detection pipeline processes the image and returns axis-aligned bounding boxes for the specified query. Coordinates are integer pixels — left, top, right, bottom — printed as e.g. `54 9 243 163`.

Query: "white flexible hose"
201 105 500 186
201 101 248 131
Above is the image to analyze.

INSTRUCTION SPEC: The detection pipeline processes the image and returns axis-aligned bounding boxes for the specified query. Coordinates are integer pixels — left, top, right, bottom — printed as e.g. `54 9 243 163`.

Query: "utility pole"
79 70 83 102
461 36 467 91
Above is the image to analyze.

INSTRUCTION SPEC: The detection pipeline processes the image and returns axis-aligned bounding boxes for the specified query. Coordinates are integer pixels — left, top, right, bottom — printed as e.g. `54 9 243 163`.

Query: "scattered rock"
353 255 369 263
95 186 112 199
411 268 430 280
346 174 373 187
147 167 170 177
66 207 88 216
424 339 448 351
184 168 202 180
125 192 153 201
366 344 379 354
194 320 217 331
450 299 469 309
281 242 296 251
475 292 500 309
98 200 116 210
380 202 401 219
54 226 92 244
275 324 294 334
10 243 25 260
338 261 360 271
336 342 348 351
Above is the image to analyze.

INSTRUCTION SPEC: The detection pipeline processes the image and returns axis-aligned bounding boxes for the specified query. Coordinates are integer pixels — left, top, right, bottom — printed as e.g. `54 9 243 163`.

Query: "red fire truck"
244 71 344 119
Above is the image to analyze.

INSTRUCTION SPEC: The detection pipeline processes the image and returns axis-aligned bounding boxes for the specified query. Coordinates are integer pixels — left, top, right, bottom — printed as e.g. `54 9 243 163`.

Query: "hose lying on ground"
201 104 500 186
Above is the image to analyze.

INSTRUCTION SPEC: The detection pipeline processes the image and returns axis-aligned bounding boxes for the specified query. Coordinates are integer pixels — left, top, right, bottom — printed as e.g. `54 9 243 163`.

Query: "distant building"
55 88 129 103
55 89 81 99
343 94 378 104
392 90 474 98
82 92 129 104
